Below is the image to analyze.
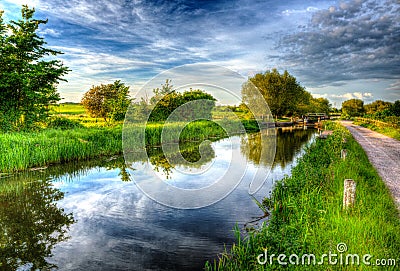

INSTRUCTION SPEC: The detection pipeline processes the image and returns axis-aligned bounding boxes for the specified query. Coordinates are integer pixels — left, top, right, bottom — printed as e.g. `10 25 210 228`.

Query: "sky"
1 0 399 107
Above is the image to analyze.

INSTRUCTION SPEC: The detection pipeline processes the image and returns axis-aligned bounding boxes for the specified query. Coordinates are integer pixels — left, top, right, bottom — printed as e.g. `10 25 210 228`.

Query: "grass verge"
206 122 400 270
353 121 400 141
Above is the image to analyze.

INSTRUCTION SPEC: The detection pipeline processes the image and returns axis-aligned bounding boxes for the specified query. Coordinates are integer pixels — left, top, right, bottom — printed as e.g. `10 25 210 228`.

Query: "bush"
47 117 84 130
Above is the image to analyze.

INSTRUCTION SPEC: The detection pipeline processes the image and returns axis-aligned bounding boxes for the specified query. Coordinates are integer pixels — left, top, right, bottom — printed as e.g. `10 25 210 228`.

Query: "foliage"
0 6 68 131
132 80 217 122
245 69 307 118
341 98 364 118
47 117 84 130
364 100 392 115
206 123 400 270
307 97 331 115
81 80 132 121
391 100 400 117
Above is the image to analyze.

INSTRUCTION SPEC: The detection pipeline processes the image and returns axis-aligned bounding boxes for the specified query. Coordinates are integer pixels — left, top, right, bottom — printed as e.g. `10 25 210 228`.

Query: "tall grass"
1 119 258 172
206 122 400 270
0 127 123 172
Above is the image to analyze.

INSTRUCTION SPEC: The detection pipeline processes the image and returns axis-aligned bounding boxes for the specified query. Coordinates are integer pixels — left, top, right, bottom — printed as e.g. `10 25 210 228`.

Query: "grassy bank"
0 127 123 172
206 122 400 270
0 119 260 172
353 119 400 141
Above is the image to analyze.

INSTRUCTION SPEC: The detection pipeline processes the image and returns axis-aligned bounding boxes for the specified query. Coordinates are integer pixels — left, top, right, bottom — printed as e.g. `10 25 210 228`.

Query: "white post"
341 149 347 160
343 179 356 209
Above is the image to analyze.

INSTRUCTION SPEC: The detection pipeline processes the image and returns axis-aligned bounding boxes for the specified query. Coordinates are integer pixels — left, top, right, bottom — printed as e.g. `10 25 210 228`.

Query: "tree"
364 100 392 115
146 80 216 122
0 6 69 131
342 99 364 117
81 80 132 121
391 100 400 117
245 69 306 118
309 97 331 115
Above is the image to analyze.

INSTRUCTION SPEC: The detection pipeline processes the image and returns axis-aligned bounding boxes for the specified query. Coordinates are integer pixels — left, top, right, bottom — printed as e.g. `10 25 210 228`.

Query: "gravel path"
341 121 400 212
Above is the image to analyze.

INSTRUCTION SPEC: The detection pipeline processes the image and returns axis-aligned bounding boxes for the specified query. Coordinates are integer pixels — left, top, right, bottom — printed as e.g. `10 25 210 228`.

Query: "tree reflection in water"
241 128 316 168
132 140 216 179
0 157 134 270
0 176 74 270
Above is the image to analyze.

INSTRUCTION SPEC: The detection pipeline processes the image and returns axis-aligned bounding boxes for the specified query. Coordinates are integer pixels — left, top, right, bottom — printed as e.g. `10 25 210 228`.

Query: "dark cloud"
277 0 400 87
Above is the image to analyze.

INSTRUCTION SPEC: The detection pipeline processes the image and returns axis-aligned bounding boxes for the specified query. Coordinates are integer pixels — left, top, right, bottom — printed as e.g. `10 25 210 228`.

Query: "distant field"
50 103 86 115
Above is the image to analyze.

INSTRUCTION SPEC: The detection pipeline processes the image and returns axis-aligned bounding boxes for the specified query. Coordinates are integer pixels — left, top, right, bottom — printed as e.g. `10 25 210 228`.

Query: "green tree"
390 100 400 117
147 80 216 122
0 6 69 131
364 100 392 115
81 80 132 121
245 69 306 118
342 99 364 118
309 97 331 115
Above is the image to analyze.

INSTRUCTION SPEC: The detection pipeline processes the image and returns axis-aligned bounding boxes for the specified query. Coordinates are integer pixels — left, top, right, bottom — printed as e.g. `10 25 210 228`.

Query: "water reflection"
0 175 74 270
273 128 316 168
241 127 316 168
0 128 317 270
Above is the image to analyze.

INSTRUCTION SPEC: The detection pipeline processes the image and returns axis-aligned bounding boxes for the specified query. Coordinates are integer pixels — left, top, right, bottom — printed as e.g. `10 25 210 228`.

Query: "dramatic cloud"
1 0 398 103
278 0 400 87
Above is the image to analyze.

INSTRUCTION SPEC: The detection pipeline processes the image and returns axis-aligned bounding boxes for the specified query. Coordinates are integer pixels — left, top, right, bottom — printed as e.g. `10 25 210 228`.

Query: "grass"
353 120 400 141
0 102 259 172
49 103 115 127
50 103 86 115
0 118 260 172
0 127 123 172
206 122 400 270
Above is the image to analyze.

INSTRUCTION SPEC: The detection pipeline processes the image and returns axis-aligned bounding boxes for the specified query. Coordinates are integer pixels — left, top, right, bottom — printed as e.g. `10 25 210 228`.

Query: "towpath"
341 121 400 212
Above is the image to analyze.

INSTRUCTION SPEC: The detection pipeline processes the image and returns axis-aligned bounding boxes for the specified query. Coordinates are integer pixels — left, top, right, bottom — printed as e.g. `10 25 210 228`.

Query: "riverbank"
206 122 400 270
0 120 260 172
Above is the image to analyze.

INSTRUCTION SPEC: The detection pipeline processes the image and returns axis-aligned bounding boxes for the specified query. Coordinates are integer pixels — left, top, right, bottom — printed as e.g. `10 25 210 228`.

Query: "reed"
0 119 257 172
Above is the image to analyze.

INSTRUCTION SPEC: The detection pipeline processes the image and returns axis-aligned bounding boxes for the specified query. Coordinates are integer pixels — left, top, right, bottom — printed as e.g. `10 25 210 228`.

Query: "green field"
206 122 400 270
50 103 86 115
0 102 263 172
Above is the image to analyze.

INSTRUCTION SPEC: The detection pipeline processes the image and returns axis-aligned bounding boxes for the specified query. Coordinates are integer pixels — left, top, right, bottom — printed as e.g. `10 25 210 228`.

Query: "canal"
1 128 317 270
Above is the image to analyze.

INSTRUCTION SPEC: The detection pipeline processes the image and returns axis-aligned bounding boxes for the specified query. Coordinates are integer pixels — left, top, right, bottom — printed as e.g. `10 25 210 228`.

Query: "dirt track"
341 121 400 212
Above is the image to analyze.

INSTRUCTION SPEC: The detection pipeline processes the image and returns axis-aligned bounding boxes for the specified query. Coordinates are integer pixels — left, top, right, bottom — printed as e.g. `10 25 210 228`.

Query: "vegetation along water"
205 122 400 270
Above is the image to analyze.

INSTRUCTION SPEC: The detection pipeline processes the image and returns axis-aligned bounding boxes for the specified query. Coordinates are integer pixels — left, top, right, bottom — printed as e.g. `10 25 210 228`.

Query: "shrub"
47 117 84 130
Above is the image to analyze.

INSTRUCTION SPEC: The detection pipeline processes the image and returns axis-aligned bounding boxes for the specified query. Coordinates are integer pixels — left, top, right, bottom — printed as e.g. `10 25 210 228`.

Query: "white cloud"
282 6 319 15
310 92 373 100
52 46 156 75
330 92 373 100
39 28 60 37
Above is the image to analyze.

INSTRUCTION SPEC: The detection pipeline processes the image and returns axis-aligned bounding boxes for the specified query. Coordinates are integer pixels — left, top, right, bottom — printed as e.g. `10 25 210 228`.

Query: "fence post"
341 149 347 160
343 179 356 209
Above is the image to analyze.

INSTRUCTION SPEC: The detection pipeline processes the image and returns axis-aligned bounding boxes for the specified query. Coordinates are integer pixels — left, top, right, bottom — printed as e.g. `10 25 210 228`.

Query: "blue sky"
1 0 399 107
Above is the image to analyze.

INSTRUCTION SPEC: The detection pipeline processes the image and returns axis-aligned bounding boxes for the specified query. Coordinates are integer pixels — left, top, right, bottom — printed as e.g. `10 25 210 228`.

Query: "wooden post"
341 149 347 160
343 179 356 209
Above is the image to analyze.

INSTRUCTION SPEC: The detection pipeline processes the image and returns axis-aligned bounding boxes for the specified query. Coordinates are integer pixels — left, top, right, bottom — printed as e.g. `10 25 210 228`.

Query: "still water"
1 128 316 271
